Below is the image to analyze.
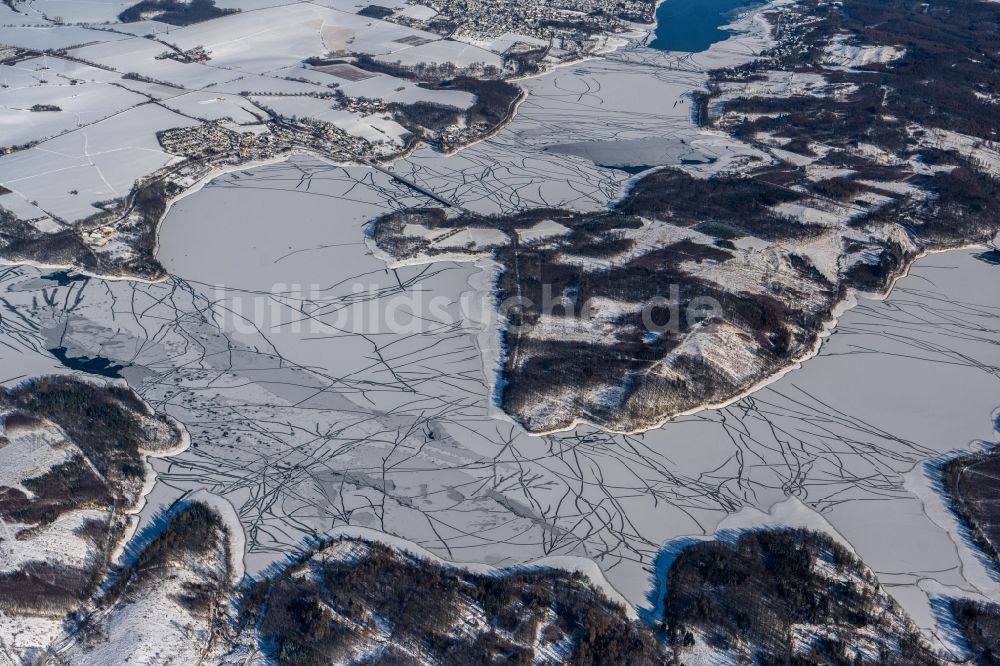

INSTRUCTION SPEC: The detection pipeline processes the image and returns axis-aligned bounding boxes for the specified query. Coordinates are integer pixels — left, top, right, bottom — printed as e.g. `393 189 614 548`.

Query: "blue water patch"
648 0 761 53
975 249 1000 265
43 270 89 286
49 346 125 378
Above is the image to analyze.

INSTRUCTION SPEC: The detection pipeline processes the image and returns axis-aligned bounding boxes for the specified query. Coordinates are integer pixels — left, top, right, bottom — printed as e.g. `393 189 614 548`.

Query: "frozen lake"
0 153 993 650
146 157 1000 647
0 12 995 650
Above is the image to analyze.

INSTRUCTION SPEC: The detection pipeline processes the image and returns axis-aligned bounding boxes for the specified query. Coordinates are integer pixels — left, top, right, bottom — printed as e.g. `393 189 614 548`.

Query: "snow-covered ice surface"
0 152 991 652
0 0 997 654
381 29 776 215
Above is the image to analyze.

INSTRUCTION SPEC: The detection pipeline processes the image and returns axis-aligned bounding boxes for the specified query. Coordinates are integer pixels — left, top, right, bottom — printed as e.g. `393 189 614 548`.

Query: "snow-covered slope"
0 376 186 662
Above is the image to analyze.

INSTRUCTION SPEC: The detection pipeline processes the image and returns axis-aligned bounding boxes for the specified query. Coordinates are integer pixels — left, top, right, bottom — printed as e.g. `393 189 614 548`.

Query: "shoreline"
902 406 1000 612
19 0 979 443
111 403 194 564
352 0 792 437
0 0 784 289
5 1 1000 655
526 241 987 438
15 58 590 285
360 233 986 438
22 242 998 628
3 0 702 288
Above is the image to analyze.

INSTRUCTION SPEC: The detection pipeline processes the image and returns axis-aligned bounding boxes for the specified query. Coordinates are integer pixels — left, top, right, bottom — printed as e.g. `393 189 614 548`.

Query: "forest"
118 0 238 25
242 541 666 666
661 529 937 665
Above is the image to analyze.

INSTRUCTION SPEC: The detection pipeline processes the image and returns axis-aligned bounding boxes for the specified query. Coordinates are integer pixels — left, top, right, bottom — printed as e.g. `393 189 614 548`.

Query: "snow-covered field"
0 0 493 225
0 103 197 221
